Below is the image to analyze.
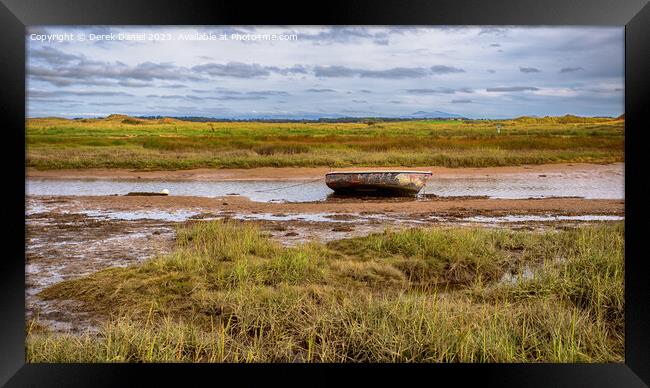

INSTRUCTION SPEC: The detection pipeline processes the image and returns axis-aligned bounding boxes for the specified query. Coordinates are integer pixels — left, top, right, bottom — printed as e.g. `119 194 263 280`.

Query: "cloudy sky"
26 26 624 119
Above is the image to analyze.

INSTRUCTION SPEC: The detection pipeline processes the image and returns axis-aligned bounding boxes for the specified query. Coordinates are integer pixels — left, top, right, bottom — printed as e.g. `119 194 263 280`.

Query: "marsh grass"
26 116 624 169
28 220 624 362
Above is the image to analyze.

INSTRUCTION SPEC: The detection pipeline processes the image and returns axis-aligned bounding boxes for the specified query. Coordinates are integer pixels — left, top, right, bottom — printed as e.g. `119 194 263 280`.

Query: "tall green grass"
28 221 624 362
26 116 624 169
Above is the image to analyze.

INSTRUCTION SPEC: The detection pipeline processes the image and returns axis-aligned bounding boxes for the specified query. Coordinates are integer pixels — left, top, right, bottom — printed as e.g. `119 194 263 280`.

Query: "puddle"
500 265 536 285
230 212 394 223
25 201 51 216
76 209 406 225
25 195 625 226
75 210 624 225
80 209 201 222
461 214 624 223
422 173 623 200
26 179 330 202
26 169 624 203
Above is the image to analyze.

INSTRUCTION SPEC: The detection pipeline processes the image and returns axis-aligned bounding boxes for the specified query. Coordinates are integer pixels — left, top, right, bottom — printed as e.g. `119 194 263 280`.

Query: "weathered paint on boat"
325 171 432 196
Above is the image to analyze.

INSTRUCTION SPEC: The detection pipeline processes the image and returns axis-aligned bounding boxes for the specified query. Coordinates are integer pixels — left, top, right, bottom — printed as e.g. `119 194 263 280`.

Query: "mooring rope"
254 177 326 193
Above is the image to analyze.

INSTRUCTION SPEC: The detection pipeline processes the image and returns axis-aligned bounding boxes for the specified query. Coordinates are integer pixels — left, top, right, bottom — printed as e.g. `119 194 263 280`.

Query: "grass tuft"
30 220 624 362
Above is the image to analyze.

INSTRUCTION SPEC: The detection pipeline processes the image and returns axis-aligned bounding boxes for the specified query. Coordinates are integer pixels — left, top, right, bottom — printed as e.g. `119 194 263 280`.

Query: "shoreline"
26 162 624 181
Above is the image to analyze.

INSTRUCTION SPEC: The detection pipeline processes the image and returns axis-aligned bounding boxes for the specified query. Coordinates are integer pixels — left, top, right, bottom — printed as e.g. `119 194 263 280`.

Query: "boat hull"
325 171 432 196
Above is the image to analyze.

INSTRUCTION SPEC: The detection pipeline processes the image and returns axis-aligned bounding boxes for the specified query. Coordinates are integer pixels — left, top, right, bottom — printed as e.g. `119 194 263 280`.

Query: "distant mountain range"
408 111 464 119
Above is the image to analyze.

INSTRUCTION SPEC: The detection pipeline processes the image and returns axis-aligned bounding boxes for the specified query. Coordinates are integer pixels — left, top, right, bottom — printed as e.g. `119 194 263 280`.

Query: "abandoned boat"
325 170 432 196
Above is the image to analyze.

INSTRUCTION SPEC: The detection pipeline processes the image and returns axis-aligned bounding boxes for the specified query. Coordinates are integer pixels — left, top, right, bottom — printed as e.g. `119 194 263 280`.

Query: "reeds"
28 220 624 362
26 117 624 169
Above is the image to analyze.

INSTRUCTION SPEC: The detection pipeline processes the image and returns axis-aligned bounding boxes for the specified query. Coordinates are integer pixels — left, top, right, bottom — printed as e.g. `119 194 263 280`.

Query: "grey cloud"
489 43 501 47
486 86 539 92
28 90 134 98
373 38 389 46
314 65 463 78
29 56 204 87
89 102 132 106
29 47 83 65
406 88 454 94
313 66 361 78
54 103 83 109
359 90 371 93
28 73 114 87
265 65 308 75
192 95 267 101
126 61 203 81
246 91 290 96
298 27 390 45
192 62 306 78
190 89 288 96
430 65 465 74
160 84 188 89
560 67 585 73
574 87 623 93
352 100 367 103
314 65 431 79
385 27 427 35
362 67 431 78
117 80 151 87
478 27 508 36
306 88 336 93
520 67 541 73
451 99 473 103
27 98 78 103
98 61 194 81
487 69 496 74
73 91 135 97
435 26 472 34
159 94 186 99
390 100 402 104
406 87 473 94
148 94 266 101
532 30 622 55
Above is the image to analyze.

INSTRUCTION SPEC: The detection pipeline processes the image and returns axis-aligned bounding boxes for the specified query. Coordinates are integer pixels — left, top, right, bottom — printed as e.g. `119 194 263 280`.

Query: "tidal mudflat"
26 162 624 348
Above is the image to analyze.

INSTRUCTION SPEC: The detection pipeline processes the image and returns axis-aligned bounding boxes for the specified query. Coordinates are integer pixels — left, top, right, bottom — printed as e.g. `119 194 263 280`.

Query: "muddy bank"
26 211 177 332
26 192 624 333
27 162 623 181
29 194 624 217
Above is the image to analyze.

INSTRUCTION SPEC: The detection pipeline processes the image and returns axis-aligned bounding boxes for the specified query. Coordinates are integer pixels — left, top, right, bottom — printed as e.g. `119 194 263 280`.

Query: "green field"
26 114 625 170
28 220 624 362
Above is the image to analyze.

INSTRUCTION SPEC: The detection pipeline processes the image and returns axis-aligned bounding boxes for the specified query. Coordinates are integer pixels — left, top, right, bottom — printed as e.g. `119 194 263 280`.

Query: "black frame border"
1 0 648 386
